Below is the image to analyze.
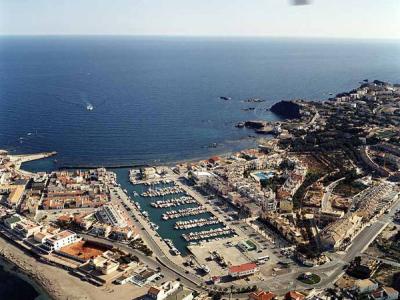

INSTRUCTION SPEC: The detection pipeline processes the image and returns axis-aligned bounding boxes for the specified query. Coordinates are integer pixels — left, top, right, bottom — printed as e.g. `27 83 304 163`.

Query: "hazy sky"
1 0 399 39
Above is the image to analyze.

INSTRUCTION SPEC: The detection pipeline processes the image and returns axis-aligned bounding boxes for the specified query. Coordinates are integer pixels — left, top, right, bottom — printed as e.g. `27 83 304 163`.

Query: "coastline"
0 233 147 300
0 253 51 300
20 136 264 173
0 235 57 300
0 233 98 300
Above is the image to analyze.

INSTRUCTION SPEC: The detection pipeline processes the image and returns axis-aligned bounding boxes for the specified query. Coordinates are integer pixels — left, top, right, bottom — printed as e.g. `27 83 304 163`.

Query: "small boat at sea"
86 104 94 111
219 96 231 101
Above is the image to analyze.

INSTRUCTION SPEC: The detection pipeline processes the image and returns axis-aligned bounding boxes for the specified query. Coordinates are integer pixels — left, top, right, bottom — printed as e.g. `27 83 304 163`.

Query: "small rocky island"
236 100 302 135
269 100 302 119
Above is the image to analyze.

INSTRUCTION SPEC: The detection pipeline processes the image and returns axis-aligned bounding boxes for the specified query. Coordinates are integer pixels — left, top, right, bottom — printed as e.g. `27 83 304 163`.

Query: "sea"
0 36 399 298
0 257 50 300
1 36 399 171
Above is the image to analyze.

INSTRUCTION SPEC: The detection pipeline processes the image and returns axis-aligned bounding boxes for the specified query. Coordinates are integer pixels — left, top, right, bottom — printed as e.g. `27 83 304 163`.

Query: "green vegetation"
297 273 321 285
245 240 257 251
130 239 153 256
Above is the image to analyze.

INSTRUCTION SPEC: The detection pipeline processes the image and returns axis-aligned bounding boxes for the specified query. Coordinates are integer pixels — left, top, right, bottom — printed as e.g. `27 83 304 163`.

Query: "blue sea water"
1 36 400 170
0 257 49 300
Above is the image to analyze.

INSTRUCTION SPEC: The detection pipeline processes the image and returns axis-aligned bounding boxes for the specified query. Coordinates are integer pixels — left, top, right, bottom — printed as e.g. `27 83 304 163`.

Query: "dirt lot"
59 241 108 260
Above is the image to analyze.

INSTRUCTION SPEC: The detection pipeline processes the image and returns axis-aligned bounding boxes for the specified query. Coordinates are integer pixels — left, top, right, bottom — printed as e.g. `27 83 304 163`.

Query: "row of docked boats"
174 216 222 230
150 196 197 208
162 206 207 220
182 227 235 242
143 179 173 186
164 238 181 256
141 186 184 197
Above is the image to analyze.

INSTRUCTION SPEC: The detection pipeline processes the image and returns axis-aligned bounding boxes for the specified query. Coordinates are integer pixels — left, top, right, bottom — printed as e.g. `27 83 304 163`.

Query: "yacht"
86 104 94 111
150 222 159 230
171 248 181 256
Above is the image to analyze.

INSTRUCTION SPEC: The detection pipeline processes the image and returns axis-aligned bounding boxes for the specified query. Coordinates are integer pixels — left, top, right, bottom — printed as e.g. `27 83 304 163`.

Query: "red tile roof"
285 291 305 300
209 156 220 163
249 291 276 300
229 262 257 274
147 286 160 296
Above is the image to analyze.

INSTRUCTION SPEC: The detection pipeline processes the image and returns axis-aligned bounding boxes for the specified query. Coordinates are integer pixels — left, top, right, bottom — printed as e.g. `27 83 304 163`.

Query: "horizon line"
0 33 399 41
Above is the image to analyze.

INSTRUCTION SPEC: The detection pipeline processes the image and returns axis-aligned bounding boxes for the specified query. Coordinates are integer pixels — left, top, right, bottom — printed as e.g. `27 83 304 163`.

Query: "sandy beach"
0 236 147 300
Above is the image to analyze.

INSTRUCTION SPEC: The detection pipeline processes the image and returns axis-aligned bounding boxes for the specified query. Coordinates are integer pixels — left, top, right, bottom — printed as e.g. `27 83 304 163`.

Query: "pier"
141 186 183 197
182 227 236 242
6 151 57 177
150 196 197 208
174 217 222 230
161 206 208 220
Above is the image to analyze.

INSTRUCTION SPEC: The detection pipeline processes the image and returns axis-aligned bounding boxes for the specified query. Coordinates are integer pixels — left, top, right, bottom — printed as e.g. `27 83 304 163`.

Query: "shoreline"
0 232 119 300
0 226 148 300
0 234 57 300
19 136 264 172
0 252 52 300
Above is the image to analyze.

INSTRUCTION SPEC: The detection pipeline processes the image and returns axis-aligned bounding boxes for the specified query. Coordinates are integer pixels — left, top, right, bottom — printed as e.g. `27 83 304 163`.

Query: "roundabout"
297 272 321 285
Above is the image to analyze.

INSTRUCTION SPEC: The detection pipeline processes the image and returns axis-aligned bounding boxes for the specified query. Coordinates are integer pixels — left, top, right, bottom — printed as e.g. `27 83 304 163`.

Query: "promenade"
5 151 57 177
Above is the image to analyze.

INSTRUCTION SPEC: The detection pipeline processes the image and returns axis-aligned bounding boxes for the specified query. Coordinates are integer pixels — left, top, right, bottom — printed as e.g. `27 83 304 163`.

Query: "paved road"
321 177 345 213
253 193 400 293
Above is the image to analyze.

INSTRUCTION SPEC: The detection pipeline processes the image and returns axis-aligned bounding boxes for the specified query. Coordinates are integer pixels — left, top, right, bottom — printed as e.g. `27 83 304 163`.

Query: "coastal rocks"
270 100 301 119
235 120 279 135
243 120 268 129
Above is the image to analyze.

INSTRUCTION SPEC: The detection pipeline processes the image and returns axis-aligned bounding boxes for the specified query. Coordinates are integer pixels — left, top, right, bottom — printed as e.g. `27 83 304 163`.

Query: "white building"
96 204 127 228
131 268 160 287
13 219 42 238
42 230 79 251
189 171 213 184
355 279 379 294
141 167 157 179
147 281 181 300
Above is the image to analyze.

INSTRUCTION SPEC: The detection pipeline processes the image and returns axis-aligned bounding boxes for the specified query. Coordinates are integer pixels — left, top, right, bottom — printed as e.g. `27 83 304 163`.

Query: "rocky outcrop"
244 120 268 129
270 101 301 119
